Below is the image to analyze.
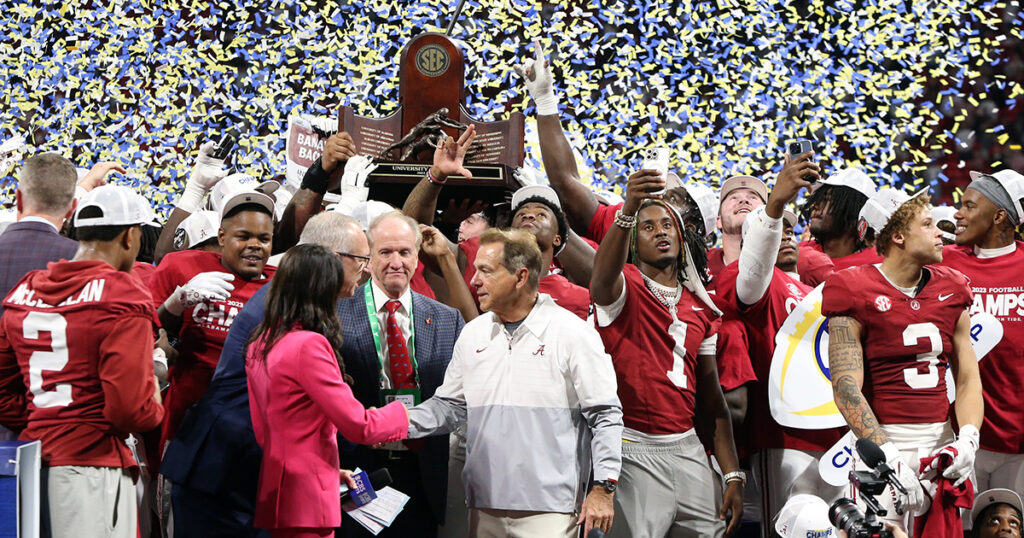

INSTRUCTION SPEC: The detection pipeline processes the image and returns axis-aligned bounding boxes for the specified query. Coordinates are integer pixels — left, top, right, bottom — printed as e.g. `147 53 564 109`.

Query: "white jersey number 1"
667 320 689 389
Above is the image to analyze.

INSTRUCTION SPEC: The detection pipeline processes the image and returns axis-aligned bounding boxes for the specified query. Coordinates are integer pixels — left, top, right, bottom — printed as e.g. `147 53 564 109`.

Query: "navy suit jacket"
0 221 77 317
336 285 464 524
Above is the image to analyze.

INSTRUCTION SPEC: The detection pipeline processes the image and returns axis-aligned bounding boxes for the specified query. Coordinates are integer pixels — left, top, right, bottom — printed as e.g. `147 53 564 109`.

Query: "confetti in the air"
0 0 1021 216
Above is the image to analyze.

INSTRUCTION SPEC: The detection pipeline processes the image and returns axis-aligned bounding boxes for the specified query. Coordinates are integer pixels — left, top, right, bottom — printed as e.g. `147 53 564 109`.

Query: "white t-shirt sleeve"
699 334 717 356
594 278 628 327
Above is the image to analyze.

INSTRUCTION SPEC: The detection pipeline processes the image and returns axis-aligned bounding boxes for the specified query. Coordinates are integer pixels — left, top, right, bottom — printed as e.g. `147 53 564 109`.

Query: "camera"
828 470 893 538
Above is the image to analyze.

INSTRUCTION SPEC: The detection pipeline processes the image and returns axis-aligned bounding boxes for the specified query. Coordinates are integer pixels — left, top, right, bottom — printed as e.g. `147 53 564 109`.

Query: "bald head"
17 153 78 216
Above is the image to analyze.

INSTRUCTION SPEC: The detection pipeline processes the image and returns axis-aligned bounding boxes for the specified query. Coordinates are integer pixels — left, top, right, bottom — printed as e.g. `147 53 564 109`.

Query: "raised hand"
321 132 357 173
623 169 666 216
78 162 126 191
430 124 477 181
513 40 559 115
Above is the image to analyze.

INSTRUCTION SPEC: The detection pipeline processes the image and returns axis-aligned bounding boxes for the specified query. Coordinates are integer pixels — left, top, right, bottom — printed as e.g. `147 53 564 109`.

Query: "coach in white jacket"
408 228 623 537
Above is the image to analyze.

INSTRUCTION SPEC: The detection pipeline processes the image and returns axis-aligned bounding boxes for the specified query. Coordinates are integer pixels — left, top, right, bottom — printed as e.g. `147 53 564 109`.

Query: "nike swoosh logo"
691 306 703 311
938 293 953 301
475 348 486 353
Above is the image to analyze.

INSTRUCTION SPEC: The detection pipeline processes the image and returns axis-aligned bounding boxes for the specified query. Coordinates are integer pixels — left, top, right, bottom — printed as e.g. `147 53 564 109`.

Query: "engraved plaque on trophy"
339 31 526 208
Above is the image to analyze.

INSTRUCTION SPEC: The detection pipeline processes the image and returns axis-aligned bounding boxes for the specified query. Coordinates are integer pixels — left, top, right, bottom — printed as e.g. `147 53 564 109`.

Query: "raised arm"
555 230 596 287
419 225 479 322
276 132 356 251
155 142 228 263
515 41 599 234
736 152 817 306
590 170 664 306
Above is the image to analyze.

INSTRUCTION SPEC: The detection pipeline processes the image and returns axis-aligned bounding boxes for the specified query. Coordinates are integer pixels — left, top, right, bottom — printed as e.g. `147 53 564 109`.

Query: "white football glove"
880 442 929 515
176 141 230 213
341 155 378 188
925 424 979 488
162 271 235 316
513 40 559 116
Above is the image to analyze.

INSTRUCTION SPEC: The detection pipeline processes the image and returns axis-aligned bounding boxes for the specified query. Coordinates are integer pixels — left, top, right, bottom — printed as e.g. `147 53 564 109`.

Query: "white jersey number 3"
667 320 688 389
902 322 941 389
24 312 72 408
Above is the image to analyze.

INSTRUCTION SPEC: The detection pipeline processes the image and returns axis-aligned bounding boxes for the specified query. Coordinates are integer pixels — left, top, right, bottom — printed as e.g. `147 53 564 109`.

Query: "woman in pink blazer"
245 244 409 538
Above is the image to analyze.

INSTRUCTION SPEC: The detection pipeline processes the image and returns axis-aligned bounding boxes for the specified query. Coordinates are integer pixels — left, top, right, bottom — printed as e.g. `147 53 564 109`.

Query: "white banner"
284 114 335 192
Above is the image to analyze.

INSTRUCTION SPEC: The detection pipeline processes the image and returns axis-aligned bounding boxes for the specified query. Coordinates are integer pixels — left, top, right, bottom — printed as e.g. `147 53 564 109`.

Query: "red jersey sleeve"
821 269 861 320
98 314 164 433
585 202 623 243
0 320 27 430
797 246 835 288
148 255 182 310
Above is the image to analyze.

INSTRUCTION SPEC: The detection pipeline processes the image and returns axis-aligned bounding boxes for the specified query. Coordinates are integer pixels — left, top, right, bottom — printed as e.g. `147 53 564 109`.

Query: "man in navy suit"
0 153 79 318
161 212 372 538
336 211 464 538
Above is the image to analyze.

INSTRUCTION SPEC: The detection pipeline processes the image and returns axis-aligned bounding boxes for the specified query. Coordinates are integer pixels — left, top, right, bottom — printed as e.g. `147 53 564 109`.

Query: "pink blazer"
246 330 408 529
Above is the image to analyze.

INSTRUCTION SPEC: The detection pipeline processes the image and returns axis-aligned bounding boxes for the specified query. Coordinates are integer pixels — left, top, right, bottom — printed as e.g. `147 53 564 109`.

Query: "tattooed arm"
828 316 888 445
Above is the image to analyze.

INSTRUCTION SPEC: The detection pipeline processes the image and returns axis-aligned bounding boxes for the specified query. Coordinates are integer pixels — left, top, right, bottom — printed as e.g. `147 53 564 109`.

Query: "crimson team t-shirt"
0 261 163 469
822 265 971 425
149 250 274 445
800 241 882 273
940 242 1024 452
716 262 843 451
595 264 720 434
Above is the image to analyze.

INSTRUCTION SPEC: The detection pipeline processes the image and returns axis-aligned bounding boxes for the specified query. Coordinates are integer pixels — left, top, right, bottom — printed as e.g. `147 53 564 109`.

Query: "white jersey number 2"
24 312 72 408
902 322 941 389
667 320 688 389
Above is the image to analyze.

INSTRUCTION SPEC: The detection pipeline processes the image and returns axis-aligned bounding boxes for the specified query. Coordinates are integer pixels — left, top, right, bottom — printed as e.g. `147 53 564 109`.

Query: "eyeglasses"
336 252 370 271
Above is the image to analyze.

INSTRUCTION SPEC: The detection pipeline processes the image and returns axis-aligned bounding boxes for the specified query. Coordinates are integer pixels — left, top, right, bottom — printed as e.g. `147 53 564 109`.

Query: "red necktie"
385 300 416 389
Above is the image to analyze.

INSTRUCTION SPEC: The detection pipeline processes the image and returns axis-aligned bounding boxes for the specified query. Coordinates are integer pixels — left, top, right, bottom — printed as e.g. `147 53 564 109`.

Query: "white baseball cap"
684 181 718 238
209 173 280 214
775 495 837 538
594 189 624 206
969 169 1024 226
857 187 929 240
972 488 1024 526
335 200 395 231
512 184 561 211
820 167 878 199
173 210 219 250
272 187 293 221
219 189 276 220
74 185 156 228
931 205 958 242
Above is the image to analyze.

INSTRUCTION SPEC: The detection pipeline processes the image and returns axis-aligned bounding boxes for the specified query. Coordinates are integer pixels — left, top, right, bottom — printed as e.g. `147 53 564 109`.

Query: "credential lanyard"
364 285 419 389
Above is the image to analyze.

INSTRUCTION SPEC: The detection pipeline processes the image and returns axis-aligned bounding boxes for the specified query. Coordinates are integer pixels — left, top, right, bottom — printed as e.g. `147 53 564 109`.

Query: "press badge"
382 388 420 408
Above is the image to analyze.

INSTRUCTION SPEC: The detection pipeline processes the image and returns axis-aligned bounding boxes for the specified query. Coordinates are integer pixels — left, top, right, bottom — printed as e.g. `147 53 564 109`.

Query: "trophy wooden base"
367 161 523 209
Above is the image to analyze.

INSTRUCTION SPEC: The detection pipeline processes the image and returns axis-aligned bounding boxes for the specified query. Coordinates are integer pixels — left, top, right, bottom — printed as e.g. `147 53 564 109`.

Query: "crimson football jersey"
706 248 726 282
795 245 835 287
459 236 590 319
800 241 882 272
822 265 972 425
0 260 163 469
585 201 622 244
148 249 274 445
716 262 843 451
940 242 1024 452
595 264 720 434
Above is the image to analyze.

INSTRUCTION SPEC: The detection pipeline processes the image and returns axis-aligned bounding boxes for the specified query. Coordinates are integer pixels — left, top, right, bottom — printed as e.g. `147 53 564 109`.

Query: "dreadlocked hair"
800 184 870 251
628 199 712 287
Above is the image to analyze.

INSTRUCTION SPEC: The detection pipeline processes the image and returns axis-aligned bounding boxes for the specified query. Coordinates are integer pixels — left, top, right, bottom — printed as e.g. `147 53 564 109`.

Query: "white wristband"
152 347 168 370
175 182 207 214
162 287 186 316
533 93 559 116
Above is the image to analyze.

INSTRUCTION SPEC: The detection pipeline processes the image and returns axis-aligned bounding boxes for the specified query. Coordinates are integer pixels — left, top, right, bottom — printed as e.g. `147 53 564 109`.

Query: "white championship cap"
173 210 219 250
972 488 1024 527
512 184 562 211
684 181 719 238
857 187 929 240
820 167 878 199
74 185 156 228
931 205 958 242
220 189 276 220
594 189 624 206
335 200 395 231
209 173 280 214
969 169 1024 226
774 495 837 538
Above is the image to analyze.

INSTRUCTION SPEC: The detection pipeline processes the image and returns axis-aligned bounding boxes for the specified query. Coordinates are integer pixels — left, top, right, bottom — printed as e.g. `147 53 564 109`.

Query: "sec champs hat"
173 210 219 250
74 185 156 228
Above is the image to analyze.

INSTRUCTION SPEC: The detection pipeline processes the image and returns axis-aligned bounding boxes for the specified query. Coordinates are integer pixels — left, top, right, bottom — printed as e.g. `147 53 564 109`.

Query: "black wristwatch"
591 479 617 494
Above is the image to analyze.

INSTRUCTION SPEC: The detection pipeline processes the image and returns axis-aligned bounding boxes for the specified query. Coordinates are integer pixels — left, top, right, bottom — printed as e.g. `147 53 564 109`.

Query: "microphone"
340 468 392 504
586 529 606 538
855 438 908 495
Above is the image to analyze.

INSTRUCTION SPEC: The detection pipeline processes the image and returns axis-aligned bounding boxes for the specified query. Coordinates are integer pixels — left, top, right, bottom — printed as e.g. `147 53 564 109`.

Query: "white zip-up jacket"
407 293 623 513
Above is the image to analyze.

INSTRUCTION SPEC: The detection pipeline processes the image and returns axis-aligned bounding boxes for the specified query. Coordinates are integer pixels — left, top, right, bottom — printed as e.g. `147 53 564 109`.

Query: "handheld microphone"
340 468 392 504
855 438 908 495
